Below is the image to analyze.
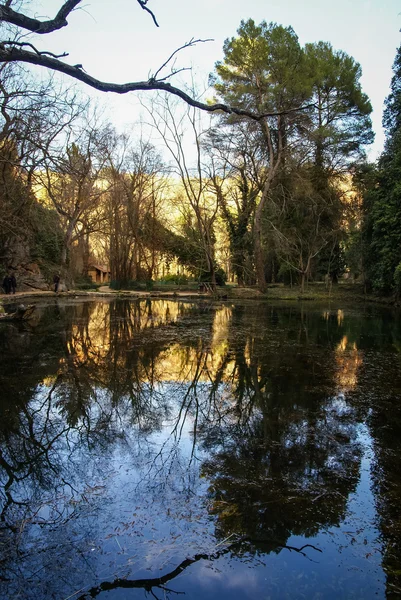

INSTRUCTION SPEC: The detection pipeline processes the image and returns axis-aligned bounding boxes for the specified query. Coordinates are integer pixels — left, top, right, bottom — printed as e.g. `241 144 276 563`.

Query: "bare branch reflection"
0 299 396 599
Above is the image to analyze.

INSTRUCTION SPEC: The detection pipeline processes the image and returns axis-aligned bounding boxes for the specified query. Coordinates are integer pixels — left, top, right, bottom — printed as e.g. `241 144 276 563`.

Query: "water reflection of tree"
0 299 385 599
0 298 208 517
348 310 401 597
199 304 363 551
0 299 221 598
318 307 401 597
53 299 201 430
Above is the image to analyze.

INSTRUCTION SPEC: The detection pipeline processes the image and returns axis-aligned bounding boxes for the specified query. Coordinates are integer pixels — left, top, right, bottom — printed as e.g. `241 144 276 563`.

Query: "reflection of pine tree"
200 304 362 548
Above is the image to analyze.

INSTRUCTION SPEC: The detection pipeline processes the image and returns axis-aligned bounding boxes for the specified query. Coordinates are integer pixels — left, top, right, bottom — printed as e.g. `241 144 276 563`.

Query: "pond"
0 297 400 599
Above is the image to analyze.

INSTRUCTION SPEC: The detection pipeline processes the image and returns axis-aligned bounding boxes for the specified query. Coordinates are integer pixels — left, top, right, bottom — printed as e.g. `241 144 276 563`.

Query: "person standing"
53 273 60 293
10 273 16 294
2 274 11 294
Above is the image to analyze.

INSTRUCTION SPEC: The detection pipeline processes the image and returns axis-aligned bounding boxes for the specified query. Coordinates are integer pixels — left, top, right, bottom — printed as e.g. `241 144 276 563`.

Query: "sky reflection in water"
0 298 400 599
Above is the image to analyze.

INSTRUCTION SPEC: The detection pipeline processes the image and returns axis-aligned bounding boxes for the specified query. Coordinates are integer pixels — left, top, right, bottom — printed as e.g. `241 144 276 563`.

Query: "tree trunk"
254 200 267 293
61 244 68 267
252 117 283 293
82 233 90 277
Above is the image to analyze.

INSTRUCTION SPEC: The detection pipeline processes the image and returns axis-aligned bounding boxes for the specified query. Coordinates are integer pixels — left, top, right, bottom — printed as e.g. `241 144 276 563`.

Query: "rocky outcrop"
14 262 50 291
2 237 50 291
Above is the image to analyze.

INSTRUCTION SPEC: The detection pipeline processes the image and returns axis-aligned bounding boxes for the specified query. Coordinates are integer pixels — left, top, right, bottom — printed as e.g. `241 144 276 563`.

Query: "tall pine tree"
363 45 401 294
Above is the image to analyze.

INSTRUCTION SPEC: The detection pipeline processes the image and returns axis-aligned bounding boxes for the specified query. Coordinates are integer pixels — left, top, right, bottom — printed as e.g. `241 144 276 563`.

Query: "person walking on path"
53 273 60 293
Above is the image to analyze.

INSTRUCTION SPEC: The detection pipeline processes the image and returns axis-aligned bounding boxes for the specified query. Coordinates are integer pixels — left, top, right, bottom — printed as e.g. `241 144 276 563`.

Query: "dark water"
0 298 400 600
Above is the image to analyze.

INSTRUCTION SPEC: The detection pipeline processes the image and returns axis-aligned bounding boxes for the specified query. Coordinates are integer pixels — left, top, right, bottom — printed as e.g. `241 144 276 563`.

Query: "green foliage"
277 262 296 285
394 262 401 295
265 167 344 283
214 20 373 169
383 46 401 138
141 212 213 278
30 204 63 265
158 274 190 285
74 274 100 290
361 45 401 295
110 279 153 291
213 19 373 290
198 266 226 285
0 139 63 273
214 20 310 112
343 228 363 279
214 268 227 286
75 282 100 290
304 42 373 167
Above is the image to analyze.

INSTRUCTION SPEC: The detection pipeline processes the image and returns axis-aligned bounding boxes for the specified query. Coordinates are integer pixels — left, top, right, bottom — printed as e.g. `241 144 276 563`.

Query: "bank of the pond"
0 281 399 307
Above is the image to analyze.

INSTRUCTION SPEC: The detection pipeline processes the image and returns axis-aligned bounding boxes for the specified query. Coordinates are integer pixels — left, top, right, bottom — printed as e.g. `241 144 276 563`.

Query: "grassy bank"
0 281 398 308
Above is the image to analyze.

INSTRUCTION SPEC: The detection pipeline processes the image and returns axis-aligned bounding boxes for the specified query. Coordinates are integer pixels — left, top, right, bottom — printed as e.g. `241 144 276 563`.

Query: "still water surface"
0 298 400 599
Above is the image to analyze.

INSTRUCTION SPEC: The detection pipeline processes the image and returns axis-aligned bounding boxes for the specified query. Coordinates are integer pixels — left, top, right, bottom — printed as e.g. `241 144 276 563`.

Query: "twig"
136 0 159 27
3 40 68 59
153 38 213 81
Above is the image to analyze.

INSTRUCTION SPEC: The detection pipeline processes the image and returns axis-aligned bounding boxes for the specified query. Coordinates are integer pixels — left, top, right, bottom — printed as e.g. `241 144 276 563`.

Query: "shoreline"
0 283 398 308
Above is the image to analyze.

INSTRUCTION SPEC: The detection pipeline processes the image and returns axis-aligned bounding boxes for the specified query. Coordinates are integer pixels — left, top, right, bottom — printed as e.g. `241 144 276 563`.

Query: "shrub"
158 274 189 285
74 274 100 290
110 280 152 291
215 268 227 287
394 263 401 296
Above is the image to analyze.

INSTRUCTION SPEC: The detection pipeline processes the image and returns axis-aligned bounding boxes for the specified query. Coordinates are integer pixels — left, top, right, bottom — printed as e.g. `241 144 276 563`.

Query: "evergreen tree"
213 20 373 290
304 42 373 174
362 45 401 294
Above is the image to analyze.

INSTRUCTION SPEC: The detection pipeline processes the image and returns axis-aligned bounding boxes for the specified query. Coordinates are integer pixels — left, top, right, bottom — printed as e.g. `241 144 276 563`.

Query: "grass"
227 281 397 306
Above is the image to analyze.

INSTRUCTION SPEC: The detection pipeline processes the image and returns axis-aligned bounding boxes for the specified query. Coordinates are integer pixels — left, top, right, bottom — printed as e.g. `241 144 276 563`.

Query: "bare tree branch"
0 44 312 121
137 0 159 27
0 1 314 121
75 537 322 599
154 67 191 83
152 38 212 81
3 40 68 59
0 0 81 34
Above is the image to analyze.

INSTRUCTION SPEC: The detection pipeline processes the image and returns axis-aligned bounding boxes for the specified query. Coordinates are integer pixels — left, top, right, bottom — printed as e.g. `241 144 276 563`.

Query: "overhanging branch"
0 0 81 34
0 0 158 33
0 1 314 121
3 40 68 58
0 46 313 121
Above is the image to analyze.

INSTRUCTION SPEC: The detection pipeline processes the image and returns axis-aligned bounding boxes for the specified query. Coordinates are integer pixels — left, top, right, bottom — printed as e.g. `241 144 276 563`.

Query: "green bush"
75 282 99 290
110 280 153 291
158 274 190 285
73 274 99 290
215 268 227 287
394 263 401 295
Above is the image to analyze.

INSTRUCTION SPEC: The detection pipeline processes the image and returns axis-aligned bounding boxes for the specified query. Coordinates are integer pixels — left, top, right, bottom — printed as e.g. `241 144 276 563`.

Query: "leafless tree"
0 60 86 270
37 118 114 267
103 134 169 283
144 93 220 286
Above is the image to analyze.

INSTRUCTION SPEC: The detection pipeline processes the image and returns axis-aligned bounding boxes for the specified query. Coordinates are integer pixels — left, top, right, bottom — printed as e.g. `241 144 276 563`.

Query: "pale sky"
33 0 401 160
